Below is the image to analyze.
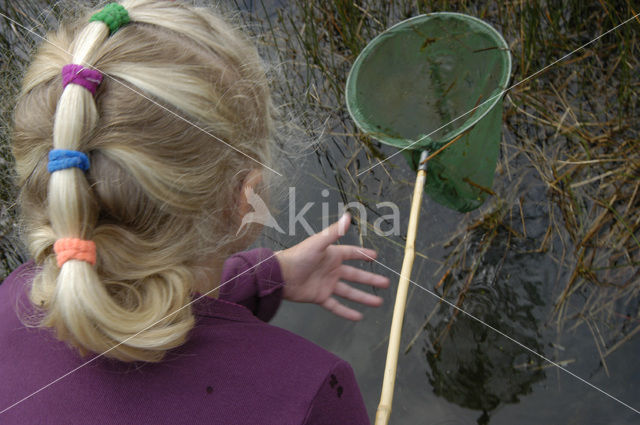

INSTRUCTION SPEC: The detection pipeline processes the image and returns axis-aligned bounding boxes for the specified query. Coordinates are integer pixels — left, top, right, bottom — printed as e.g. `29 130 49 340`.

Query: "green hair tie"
89 3 130 35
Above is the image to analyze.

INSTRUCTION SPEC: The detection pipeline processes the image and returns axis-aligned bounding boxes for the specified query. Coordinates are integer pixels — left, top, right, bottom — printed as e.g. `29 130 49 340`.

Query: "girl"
0 1 389 423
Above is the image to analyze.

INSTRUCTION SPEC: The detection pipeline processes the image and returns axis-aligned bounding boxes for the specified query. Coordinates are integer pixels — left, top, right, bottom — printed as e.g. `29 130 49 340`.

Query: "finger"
334 281 384 307
339 265 390 288
334 245 378 262
312 212 351 249
320 296 363 321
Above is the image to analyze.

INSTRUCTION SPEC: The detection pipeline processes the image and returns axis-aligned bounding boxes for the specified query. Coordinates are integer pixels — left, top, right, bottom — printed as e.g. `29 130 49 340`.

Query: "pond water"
235 0 640 425
244 4 640 423
264 126 640 425
263 128 640 424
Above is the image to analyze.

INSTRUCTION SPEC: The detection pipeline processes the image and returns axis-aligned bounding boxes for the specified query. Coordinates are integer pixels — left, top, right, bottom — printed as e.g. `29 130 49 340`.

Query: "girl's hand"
275 213 390 321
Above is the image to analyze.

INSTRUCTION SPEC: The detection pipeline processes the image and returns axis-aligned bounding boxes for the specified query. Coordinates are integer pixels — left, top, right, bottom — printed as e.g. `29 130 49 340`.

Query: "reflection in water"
424 234 547 424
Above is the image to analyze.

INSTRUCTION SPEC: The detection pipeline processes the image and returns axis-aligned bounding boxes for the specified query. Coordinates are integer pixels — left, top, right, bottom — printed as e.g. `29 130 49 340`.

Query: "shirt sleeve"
302 360 371 425
217 247 285 322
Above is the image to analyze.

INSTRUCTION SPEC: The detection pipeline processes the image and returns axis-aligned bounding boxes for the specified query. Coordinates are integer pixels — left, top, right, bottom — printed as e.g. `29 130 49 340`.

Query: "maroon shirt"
0 248 370 424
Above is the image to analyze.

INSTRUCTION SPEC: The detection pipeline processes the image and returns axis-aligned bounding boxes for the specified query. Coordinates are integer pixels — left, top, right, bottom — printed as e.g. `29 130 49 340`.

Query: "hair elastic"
61 64 103 95
89 3 130 35
48 149 90 173
54 238 97 268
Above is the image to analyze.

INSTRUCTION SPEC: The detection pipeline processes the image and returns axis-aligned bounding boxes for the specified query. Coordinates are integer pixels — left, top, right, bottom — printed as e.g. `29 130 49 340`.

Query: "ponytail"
30 3 193 362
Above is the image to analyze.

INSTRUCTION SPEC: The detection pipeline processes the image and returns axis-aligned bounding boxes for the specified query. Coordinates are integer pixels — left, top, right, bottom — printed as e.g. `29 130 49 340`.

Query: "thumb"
315 212 351 248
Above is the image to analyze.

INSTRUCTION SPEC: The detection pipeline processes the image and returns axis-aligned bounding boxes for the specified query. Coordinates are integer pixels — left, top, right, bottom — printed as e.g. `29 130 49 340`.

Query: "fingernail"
339 212 350 234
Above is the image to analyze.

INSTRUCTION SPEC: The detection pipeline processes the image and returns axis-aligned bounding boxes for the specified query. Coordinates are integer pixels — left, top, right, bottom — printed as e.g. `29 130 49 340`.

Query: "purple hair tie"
61 64 103 95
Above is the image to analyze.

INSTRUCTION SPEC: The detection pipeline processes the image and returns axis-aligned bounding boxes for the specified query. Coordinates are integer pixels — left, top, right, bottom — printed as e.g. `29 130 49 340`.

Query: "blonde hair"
11 0 275 362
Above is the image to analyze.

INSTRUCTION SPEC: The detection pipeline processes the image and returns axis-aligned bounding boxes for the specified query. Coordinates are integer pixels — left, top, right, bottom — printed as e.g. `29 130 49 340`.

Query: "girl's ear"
237 169 263 220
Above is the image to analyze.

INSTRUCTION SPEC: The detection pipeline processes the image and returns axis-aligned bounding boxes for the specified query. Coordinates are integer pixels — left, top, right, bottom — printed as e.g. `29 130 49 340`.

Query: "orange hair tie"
53 238 97 268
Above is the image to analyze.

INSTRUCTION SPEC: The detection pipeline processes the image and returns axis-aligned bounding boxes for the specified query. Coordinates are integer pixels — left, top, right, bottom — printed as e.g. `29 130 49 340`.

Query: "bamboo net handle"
375 151 428 425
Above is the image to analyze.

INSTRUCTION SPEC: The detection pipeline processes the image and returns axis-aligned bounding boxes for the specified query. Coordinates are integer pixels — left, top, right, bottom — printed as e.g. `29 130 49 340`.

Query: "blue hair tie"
47 149 90 173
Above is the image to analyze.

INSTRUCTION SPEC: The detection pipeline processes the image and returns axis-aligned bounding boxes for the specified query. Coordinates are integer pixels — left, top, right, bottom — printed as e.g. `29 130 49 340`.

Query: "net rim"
345 12 513 150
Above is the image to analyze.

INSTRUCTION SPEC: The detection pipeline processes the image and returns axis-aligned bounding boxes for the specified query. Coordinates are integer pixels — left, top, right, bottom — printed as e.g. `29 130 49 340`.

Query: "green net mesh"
346 13 512 212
